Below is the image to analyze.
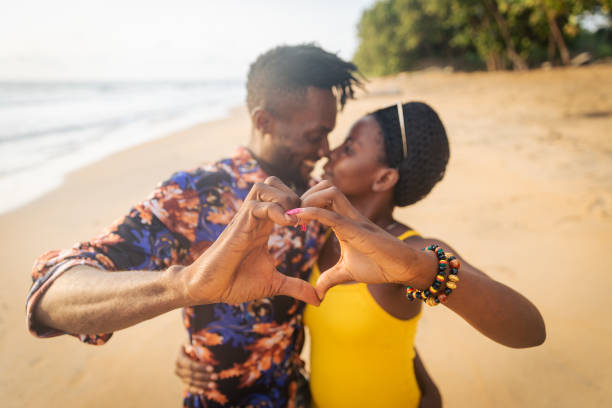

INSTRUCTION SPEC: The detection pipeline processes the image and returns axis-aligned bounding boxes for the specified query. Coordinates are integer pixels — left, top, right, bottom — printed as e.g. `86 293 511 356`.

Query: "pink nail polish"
286 208 303 215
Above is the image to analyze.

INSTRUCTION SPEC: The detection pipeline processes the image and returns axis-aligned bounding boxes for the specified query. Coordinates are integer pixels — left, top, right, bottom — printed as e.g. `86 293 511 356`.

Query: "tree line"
353 0 612 75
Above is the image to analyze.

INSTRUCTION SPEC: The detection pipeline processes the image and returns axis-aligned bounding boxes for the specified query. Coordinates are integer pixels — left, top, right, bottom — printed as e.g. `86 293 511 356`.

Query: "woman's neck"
348 193 395 229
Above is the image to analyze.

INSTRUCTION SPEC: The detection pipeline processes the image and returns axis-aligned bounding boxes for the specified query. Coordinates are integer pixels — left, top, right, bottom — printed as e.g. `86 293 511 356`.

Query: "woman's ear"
251 108 273 135
372 167 399 193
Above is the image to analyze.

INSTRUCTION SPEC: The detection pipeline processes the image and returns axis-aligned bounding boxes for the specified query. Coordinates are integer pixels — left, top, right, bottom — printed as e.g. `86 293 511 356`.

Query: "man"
27 44 362 407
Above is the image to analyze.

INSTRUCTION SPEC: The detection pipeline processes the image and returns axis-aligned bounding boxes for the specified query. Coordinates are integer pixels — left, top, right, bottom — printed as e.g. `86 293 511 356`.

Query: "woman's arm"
31 179 319 336
297 182 546 348
416 238 546 348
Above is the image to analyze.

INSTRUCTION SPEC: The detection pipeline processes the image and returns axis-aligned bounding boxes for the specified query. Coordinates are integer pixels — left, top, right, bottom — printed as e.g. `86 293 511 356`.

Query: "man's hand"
179 176 320 306
296 181 437 300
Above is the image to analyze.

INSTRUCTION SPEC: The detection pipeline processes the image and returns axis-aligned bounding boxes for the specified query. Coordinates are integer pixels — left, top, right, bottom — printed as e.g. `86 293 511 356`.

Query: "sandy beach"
1 65 611 407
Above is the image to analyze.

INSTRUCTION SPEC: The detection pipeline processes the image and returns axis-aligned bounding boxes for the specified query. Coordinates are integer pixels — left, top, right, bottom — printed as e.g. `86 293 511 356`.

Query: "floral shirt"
26 147 327 407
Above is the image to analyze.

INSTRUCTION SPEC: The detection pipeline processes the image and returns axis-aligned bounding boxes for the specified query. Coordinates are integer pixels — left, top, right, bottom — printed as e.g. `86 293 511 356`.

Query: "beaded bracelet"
439 253 460 304
405 244 446 304
405 244 460 306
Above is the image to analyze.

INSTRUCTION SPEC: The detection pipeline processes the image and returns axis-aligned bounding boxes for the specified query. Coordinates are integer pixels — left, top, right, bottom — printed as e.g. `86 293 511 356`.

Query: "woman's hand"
180 176 320 306
297 181 437 299
174 344 219 395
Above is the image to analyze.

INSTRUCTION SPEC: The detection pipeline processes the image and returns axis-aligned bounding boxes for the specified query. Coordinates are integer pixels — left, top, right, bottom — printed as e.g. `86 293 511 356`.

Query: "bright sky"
0 0 377 81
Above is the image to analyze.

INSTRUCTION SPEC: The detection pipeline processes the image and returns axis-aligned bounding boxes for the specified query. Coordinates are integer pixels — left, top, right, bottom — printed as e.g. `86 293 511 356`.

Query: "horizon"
0 0 377 81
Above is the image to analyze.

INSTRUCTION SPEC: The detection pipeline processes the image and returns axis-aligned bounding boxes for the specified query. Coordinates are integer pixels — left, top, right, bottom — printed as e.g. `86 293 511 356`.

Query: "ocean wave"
0 80 245 214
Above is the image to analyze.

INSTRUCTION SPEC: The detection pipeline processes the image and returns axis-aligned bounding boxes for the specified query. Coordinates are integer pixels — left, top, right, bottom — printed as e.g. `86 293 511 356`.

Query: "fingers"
174 364 218 382
295 207 388 248
251 201 297 225
185 380 218 395
315 264 353 300
175 364 218 394
292 206 344 229
300 183 360 220
187 385 207 395
175 347 220 395
175 349 217 381
247 178 300 212
301 179 333 199
264 176 295 195
276 274 321 306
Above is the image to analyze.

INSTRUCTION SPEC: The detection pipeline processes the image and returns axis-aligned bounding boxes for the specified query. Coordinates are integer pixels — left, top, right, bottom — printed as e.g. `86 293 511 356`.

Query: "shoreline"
0 79 246 216
0 102 245 216
2 66 611 407
0 105 253 408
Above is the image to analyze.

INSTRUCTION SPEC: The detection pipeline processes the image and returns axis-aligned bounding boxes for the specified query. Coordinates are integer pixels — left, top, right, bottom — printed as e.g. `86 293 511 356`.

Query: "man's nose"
326 146 340 163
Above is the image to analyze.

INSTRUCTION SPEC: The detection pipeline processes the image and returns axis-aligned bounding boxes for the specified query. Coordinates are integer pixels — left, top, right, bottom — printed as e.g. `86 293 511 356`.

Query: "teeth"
303 160 316 167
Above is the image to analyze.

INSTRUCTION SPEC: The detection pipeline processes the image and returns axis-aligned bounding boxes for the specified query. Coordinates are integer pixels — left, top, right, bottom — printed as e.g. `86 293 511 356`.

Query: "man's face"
267 87 337 187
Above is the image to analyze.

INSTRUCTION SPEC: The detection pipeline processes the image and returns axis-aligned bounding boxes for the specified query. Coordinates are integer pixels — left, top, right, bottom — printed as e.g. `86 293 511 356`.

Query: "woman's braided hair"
371 102 450 207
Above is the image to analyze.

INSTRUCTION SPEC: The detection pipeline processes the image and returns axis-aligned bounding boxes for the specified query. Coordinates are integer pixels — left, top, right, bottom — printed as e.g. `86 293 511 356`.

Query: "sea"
0 80 245 214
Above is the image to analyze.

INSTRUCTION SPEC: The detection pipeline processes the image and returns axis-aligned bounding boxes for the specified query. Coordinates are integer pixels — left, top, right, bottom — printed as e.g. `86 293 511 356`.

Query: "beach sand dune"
1 65 611 407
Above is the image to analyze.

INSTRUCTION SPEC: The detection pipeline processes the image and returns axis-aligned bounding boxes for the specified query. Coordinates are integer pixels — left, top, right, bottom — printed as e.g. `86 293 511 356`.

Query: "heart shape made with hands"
292 180 422 300
183 177 420 307
182 177 322 306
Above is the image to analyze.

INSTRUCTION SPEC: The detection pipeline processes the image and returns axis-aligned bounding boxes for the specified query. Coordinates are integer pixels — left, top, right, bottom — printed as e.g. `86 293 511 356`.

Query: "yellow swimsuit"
303 230 422 408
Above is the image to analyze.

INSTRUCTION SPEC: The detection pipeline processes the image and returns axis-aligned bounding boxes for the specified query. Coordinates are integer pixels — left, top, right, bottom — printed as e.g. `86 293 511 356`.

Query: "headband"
397 102 407 159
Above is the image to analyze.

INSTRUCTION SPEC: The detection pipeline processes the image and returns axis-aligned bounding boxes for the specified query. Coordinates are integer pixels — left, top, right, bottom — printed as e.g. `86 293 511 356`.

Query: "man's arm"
28 176 318 337
27 171 195 342
33 265 188 335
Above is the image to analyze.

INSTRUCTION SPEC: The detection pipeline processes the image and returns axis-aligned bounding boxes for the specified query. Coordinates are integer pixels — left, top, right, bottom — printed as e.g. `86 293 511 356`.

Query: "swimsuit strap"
324 227 420 243
397 229 420 241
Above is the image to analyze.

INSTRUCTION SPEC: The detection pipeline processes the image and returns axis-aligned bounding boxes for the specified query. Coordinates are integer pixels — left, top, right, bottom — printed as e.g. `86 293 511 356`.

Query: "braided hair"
371 102 449 207
247 43 363 115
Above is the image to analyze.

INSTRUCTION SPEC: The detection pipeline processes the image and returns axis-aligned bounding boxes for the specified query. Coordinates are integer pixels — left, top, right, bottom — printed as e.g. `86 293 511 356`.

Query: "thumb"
276 274 321 306
315 264 352 301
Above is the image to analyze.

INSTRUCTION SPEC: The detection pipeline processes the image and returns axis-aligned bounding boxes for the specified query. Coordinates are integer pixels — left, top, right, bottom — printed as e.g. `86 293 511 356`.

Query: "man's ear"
251 108 274 135
372 167 399 193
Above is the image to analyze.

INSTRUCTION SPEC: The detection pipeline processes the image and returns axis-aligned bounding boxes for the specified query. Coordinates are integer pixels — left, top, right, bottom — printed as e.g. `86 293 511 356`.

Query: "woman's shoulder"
386 221 422 242
387 223 455 253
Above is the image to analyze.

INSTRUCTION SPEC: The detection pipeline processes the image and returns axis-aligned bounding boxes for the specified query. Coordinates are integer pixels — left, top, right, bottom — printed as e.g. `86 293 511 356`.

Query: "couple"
27 44 545 407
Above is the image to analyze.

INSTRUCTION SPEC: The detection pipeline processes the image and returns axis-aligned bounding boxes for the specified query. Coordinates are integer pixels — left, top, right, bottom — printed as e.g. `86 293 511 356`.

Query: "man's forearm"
34 264 189 334
31 179 316 336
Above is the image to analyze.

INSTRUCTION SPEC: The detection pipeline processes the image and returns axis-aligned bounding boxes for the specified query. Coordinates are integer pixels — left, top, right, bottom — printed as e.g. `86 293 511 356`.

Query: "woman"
175 102 546 407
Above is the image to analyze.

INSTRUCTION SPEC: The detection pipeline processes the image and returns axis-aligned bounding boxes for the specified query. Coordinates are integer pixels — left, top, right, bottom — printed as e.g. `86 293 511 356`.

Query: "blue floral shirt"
27 147 327 407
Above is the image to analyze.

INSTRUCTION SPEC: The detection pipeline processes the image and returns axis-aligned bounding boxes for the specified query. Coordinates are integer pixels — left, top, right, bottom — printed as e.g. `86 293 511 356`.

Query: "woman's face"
323 115 388 196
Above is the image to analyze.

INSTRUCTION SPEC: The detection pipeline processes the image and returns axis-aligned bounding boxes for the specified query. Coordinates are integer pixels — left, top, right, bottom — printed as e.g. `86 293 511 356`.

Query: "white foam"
0 81 245 214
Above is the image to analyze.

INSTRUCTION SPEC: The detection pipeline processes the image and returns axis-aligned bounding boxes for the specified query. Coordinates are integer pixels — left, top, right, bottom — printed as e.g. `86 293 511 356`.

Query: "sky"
0 0 377 81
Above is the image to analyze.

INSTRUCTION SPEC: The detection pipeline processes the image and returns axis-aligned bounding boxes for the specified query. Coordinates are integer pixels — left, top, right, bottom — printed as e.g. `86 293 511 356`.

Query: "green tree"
353 0 610 74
